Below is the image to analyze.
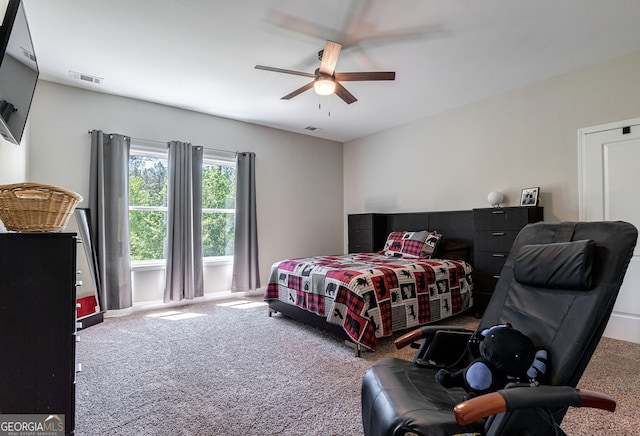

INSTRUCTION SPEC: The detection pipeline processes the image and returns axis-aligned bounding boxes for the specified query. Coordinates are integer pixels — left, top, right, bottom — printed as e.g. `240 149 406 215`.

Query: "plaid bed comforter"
264 252 473 351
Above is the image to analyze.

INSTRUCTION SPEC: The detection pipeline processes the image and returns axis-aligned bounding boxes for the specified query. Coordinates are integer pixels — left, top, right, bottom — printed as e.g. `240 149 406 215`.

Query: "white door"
579 118 640 343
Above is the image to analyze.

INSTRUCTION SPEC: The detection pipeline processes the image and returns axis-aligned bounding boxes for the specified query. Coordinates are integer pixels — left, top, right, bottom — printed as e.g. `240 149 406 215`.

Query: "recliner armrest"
453 386 616 425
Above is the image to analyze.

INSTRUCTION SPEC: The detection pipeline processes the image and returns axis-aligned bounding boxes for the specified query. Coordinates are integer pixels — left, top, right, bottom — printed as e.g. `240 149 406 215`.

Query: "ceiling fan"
255 40 395 104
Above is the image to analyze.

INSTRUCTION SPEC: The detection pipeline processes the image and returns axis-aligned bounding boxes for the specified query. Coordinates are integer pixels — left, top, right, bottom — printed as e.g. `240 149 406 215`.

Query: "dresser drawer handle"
492 253 505 258
492 232 505 236
491 210 505 214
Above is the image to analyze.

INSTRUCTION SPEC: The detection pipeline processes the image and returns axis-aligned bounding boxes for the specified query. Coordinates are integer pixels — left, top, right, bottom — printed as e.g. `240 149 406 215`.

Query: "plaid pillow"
423 231 442 258
380 230 442 259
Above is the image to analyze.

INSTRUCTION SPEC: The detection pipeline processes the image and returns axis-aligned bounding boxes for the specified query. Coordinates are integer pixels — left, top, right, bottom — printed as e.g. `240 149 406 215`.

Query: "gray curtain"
165 141 204 302
232 152 260 292
89 130 133 310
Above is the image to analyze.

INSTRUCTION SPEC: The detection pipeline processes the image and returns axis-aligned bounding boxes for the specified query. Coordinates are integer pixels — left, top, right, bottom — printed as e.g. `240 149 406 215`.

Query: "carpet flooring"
75 297 639 435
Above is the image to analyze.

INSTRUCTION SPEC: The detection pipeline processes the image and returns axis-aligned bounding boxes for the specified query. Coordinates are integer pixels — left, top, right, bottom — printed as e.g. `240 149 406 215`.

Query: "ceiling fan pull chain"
317 96 331 116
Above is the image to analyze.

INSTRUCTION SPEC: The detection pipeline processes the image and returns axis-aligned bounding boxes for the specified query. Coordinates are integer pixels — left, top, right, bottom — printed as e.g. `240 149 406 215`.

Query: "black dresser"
0 233 77 434
473 207 543 315
347 213 388 253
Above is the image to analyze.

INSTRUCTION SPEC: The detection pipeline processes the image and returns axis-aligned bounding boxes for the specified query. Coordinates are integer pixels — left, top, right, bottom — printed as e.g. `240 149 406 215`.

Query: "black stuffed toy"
435 324 549 400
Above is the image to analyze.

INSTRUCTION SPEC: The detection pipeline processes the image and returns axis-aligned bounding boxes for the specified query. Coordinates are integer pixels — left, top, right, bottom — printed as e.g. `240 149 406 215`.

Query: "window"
128 148 236 262
202 159 236 257
129 151 168 262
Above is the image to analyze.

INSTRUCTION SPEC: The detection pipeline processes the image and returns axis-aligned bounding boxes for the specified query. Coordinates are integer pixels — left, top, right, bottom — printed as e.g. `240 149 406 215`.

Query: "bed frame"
267 209 476 356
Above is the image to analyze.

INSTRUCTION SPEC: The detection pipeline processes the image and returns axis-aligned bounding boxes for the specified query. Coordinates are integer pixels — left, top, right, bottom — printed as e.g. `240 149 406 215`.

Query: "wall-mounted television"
0 0 38 145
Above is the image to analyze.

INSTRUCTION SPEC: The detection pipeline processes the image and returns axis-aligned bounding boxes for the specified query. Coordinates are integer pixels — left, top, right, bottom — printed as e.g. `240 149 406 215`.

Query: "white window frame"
201 155 236 262
129 147 169 269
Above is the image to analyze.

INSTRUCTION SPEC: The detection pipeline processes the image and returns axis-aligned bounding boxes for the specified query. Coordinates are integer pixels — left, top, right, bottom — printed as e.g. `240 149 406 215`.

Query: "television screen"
0 0 38 145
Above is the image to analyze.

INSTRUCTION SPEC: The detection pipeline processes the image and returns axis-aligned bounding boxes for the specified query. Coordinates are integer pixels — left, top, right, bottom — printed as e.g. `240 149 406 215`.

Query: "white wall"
344 50 640 231
0 121 28 232
27 81 344 304
0 127 27 184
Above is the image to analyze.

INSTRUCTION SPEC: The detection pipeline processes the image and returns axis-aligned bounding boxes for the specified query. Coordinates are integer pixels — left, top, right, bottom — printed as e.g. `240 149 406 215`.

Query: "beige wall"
344 50 640 229
6 48 640 301
25 81 344 302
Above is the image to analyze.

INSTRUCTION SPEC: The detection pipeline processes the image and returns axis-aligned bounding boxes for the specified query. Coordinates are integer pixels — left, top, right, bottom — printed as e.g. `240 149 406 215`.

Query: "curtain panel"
164 141 204 302
89 130 133 310
232 152 260 292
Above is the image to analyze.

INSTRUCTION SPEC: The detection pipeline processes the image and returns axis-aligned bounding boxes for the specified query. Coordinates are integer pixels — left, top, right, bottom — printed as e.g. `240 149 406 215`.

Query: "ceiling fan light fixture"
314 78 335 96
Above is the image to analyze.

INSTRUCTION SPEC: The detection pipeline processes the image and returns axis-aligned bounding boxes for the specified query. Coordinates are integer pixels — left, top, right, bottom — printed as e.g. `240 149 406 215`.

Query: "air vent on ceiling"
69 70 103 85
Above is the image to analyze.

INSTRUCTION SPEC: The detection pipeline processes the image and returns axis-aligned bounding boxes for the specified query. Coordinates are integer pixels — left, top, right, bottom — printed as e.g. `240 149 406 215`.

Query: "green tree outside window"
129 152 236 261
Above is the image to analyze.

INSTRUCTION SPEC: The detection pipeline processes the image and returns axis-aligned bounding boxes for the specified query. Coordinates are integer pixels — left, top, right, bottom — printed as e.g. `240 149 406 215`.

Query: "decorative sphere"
487 191 504 208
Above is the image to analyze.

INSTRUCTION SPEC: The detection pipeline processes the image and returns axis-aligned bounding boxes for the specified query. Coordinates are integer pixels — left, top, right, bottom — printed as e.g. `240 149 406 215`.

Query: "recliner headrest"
514 239 595 290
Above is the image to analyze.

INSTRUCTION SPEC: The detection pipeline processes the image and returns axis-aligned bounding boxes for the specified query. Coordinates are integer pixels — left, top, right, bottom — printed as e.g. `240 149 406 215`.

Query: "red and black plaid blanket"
264 253 473 351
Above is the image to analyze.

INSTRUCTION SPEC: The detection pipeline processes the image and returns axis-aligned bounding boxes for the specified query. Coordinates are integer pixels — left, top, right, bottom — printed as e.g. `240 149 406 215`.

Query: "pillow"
380 230 442 259
514 239 594 290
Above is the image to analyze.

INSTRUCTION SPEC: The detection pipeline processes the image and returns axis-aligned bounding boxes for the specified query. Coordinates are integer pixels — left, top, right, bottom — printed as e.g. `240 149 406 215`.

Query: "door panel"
605 140 640 256
580 120 640 343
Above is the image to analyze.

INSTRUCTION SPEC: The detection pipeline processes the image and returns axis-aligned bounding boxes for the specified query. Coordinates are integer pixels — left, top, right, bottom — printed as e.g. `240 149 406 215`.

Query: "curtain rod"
87 130 239 156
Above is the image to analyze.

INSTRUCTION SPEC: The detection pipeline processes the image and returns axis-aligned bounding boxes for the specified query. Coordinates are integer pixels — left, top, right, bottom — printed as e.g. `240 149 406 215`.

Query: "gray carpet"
75 297 639 435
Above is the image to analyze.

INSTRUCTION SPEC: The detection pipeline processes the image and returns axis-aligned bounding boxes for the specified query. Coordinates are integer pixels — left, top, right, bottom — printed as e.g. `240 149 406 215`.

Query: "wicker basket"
0 182 83 232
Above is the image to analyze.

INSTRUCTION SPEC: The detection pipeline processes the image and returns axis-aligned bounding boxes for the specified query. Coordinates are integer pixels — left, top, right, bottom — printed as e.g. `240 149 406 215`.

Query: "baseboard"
105 289 265 318
604 312 640 343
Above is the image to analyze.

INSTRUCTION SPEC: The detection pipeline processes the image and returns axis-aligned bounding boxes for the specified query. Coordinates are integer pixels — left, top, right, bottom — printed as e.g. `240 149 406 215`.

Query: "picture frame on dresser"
520 187 539 206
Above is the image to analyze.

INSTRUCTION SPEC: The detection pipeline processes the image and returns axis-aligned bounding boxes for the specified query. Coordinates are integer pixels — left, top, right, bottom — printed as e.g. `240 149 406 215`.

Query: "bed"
264 210 476 355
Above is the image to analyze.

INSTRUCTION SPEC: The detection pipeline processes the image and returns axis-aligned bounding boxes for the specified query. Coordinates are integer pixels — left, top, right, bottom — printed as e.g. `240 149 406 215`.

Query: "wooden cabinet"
0 233 77 435
473 207 543 315
348 213 388 253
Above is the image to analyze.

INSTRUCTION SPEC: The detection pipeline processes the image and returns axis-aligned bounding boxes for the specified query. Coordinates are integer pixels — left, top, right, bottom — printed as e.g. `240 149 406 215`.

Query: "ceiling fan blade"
281 81 315 100
255 65 315 78
319 40 342 76
334 82 357 104
334 71 396 81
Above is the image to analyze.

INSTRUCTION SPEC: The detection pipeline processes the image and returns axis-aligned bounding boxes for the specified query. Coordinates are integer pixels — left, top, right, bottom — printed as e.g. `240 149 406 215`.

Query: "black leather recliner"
361 221 637 436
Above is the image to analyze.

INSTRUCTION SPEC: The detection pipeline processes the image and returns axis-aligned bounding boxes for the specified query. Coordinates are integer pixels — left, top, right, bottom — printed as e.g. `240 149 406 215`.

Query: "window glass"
202 160 236 257
128 150 236 262
129 153 168 261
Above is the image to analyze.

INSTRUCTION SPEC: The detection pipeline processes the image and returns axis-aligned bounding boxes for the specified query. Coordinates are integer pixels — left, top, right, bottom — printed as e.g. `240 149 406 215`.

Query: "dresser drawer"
474 252 508 276
349 228 374 245
474 273 498 300
474 230 520 252
348 214 374 230
474 207 542 231
349 243 374 253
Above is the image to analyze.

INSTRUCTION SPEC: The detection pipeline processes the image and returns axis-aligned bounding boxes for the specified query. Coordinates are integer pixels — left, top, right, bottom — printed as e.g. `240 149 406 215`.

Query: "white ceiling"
21 0 640 142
